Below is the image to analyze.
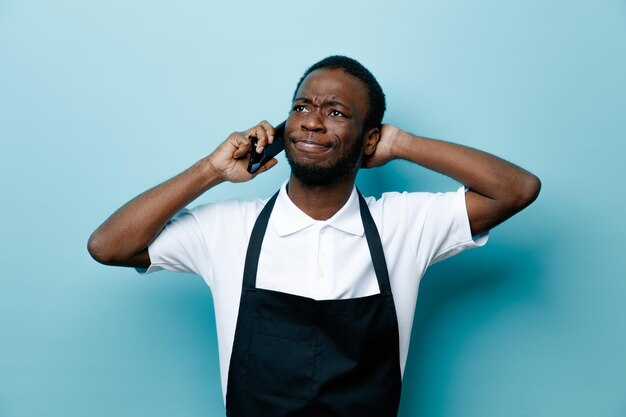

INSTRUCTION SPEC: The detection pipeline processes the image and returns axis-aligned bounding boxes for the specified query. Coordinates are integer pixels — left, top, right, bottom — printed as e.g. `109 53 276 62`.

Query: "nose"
301 110 325 133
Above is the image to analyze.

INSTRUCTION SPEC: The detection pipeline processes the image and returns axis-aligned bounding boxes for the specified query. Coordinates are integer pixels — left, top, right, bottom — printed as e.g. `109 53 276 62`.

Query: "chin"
287 157 356 186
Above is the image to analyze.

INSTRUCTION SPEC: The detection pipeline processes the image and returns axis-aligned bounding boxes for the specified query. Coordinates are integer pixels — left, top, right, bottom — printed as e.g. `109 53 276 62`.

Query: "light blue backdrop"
1 0 625 416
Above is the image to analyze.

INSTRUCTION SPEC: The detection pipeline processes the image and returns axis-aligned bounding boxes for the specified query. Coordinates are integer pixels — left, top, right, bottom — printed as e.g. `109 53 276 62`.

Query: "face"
285 68 374 186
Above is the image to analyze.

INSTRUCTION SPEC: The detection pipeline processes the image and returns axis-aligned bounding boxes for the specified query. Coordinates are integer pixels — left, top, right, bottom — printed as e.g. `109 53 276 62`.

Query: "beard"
286 135 364 186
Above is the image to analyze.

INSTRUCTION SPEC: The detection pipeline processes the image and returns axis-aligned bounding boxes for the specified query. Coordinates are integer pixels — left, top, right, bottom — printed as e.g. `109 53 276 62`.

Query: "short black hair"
292 55 386 131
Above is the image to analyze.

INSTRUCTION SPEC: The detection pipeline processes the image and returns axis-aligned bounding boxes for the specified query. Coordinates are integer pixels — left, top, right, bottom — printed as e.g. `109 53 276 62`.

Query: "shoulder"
188 196 269 219
363 189 454 214
365 186 466 205
181 195 270 236
362 187 469 235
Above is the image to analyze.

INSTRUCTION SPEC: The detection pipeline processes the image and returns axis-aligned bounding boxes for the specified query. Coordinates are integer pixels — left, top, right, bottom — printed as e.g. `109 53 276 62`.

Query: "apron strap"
242 191 279 289
242 188 392 295
357 190 392 295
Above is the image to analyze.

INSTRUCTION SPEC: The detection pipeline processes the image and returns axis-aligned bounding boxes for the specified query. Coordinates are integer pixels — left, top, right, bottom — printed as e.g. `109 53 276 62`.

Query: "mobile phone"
247 121 286 174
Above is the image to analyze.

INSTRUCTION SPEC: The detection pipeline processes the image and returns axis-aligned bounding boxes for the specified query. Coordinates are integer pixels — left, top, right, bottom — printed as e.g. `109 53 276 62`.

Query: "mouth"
291 134 331 154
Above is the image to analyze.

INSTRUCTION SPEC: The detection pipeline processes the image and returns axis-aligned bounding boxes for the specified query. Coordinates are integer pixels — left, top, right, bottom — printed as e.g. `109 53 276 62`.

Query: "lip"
295 141 328 152
291 135 331 154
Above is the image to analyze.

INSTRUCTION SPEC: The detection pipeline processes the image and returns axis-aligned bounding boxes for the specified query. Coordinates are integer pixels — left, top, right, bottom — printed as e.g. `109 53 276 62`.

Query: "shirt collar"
271 180 365 237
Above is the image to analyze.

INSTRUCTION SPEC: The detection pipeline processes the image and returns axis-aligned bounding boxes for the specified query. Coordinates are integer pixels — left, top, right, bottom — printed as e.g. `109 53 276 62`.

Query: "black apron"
226 190 402 417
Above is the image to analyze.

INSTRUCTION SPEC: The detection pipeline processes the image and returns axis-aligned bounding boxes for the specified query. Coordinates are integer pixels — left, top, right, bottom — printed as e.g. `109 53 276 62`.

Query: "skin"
283 69 381 219
87 68 541 269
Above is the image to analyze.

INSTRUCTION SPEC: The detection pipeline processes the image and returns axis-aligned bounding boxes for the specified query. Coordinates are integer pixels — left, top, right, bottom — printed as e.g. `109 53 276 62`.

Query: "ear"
363 127 380 156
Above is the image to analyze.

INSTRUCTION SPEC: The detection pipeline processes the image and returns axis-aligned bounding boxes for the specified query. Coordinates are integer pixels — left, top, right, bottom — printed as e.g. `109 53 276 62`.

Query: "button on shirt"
140 181 488 402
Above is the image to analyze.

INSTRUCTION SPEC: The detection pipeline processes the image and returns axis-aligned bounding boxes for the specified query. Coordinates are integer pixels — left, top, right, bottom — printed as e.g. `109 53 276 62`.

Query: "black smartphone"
247 121 286 174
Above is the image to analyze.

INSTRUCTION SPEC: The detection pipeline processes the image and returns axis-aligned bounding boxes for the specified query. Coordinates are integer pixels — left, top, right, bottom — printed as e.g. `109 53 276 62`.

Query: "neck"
287 173 356 220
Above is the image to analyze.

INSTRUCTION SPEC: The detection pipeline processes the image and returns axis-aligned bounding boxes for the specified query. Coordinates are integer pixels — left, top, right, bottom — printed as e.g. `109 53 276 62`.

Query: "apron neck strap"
242 188 392 295
242 191 279 289
357 190 392 294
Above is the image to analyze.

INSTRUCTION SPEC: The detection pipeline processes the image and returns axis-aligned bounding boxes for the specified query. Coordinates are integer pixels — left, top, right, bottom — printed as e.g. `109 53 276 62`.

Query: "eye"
292 104 308 113
329 110 344 117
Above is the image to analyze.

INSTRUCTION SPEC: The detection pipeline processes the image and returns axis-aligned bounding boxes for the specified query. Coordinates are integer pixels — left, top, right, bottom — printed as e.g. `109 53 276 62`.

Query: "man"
88 55 540 417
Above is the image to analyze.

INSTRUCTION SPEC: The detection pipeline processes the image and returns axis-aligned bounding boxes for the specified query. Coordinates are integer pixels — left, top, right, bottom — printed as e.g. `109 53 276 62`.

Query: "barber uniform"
226 190 402 417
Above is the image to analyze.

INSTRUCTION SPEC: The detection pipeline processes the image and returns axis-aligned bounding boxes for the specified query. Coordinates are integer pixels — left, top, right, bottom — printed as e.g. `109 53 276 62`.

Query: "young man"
88 55 540 417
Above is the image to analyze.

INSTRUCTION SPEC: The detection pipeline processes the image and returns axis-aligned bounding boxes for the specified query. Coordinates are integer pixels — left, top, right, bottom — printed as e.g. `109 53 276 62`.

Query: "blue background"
1 0 625 416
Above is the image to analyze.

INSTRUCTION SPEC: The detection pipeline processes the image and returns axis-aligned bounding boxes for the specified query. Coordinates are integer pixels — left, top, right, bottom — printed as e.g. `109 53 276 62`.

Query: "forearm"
393 131 540 205
87 120 279 267
382 128 541 235
88 157 222 264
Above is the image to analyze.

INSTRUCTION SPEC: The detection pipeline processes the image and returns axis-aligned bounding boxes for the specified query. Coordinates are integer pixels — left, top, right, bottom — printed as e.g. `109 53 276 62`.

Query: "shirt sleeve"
136 207 212 277
407 186 488 267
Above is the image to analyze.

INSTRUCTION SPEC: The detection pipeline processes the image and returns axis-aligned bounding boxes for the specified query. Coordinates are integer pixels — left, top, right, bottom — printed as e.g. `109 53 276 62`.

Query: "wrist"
396 131 433 165
196 156 226 188
390 129 415 160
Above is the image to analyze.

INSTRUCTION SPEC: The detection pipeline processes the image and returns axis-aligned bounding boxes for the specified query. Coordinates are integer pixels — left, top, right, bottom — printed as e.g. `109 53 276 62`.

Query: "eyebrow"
294 97 351 110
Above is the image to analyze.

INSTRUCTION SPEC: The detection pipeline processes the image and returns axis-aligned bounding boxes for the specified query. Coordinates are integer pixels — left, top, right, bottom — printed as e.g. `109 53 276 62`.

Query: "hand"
206 120 278 183
362 124 403 169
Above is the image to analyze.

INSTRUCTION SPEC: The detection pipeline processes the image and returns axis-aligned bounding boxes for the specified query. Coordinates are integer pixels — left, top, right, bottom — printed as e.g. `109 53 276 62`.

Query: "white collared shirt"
141 181 487 402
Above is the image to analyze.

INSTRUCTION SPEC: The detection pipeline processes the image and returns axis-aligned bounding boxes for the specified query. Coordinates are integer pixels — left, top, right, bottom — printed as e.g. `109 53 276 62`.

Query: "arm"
87 121 278 268
363 125 541 236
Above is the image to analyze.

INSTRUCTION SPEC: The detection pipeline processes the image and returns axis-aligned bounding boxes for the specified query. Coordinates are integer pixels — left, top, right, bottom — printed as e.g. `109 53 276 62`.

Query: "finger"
231 133 254 159
258 120 275 144
245 123 269 142
253 120 275 153
243 126 265 154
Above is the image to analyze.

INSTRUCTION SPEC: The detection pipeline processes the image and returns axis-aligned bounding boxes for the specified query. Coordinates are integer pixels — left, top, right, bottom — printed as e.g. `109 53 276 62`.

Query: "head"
292 56 386 133
285 56 386 186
